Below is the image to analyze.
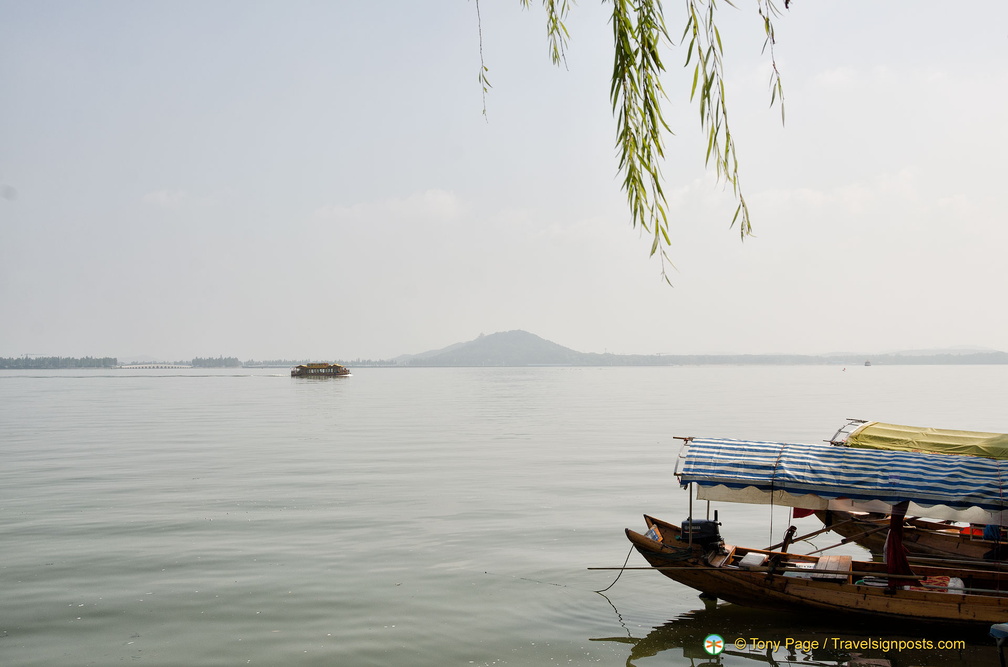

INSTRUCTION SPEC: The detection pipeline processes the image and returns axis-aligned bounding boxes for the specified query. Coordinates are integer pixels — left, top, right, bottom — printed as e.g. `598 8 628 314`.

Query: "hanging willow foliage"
488 0 786 278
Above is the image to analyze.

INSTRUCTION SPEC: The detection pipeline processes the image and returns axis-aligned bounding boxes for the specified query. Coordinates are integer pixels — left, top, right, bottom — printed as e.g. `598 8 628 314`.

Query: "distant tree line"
332 358 398 367
0 356 118 369
243 359 304 368
191 356 242 368
243 358 398 367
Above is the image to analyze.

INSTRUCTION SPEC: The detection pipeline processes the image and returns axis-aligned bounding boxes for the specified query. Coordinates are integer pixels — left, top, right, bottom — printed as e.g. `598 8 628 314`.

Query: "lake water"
1 365 1006 666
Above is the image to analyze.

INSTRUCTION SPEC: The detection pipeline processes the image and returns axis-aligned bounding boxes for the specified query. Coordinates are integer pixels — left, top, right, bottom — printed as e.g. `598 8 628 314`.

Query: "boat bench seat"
812 555 852 583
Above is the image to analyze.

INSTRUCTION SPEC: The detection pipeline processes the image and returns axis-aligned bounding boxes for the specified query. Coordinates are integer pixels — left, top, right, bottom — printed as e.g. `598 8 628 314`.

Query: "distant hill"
397 331 586 366
887 346 1001 357
393 331 1008 367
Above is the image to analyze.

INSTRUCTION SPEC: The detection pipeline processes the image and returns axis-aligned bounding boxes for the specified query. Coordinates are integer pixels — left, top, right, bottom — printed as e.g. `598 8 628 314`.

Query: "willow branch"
610 0 675 279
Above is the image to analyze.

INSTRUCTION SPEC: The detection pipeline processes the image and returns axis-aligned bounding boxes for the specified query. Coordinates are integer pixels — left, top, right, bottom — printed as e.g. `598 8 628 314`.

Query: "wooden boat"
815 509 1008 561
626 514 1008 626
290 363 351 377
622 434 1008 626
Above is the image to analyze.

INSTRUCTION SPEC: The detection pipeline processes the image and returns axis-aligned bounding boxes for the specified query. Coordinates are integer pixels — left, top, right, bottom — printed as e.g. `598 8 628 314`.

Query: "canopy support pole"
688 483 693 548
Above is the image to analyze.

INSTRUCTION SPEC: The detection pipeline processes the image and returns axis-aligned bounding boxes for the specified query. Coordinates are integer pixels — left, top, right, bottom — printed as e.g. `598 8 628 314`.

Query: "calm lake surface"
2 365 1006 666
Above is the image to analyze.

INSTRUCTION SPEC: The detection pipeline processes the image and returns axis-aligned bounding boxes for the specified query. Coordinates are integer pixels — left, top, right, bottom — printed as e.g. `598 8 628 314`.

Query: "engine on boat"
679 517 723 550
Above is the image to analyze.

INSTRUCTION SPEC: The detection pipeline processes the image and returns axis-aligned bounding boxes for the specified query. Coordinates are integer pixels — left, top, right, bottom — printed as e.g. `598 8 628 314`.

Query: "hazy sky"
2 1 1007 361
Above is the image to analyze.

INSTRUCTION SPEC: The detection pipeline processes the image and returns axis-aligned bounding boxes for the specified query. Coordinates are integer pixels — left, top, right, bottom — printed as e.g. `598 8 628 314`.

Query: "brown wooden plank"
812 555 852 582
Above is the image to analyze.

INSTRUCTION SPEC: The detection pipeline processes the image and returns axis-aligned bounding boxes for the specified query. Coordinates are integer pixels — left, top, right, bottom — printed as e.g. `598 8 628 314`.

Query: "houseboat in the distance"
291 363 351 377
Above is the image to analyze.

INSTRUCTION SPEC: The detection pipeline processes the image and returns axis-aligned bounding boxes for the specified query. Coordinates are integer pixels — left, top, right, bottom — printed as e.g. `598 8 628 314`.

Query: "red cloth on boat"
883 501 919 588
792 508 815 519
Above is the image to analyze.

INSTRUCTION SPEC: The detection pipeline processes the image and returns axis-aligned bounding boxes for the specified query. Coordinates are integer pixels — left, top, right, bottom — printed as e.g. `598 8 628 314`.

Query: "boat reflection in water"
592 599 995 666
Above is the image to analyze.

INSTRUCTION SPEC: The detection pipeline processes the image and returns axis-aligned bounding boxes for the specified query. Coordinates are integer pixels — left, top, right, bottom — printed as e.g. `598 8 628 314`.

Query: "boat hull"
626 515 1008 626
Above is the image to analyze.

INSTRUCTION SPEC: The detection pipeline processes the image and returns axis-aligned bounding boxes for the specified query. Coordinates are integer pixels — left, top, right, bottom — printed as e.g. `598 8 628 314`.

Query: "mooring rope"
594 544 635 593
593 542 697 593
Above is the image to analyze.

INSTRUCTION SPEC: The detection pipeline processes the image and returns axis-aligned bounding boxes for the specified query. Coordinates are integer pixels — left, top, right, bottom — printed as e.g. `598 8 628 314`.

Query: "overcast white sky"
2 1 1007 361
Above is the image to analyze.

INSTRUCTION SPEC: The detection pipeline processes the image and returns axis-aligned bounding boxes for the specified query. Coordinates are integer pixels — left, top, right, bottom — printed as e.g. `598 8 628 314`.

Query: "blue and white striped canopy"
679 437 1008 512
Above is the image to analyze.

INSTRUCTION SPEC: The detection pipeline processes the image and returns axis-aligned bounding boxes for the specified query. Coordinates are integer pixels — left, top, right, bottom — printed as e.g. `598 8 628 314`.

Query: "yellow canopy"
846 421 1008 460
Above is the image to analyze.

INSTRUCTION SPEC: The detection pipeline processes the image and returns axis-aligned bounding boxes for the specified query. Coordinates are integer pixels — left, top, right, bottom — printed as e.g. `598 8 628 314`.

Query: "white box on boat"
738 553 766 569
